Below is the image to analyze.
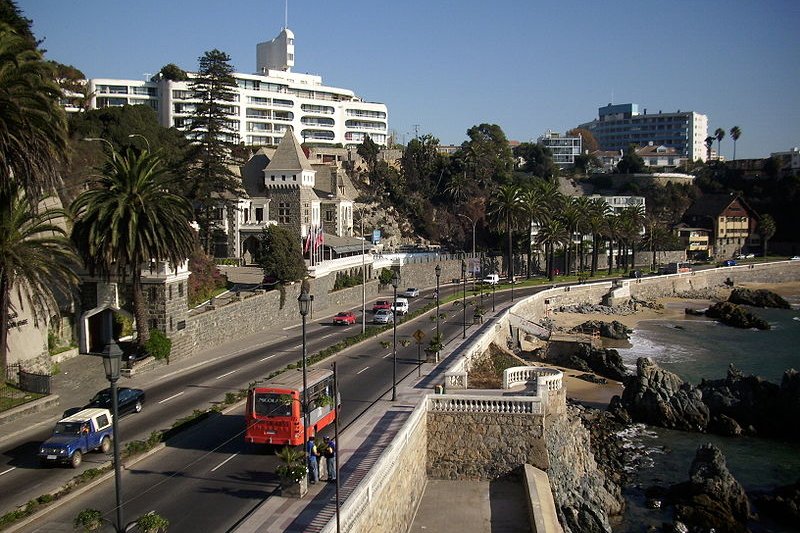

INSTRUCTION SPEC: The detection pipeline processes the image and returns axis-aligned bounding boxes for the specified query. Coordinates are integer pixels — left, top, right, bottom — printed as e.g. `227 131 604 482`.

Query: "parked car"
372 300 392 312
85 387 145 416
720 259 737 267
481 274 500 285
332 311 356 325
791 256 800 261
401 288 419 298
391 298 409 315
38 408 114 468
373 309 394 324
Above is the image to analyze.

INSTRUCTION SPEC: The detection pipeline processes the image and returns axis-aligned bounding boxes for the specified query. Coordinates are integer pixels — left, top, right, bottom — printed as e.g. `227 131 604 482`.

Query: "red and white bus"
244 368 338 446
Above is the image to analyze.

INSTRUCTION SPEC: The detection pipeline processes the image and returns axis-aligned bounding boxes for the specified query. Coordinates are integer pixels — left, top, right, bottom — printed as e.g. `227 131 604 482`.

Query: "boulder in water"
728 287 791 309
705 301 770 330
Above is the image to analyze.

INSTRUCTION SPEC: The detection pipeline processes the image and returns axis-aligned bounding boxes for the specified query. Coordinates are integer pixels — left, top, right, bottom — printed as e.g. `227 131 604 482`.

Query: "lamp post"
390 270 401 400
458 213 477 289
127 133 151 152
83 137 117 161
461 259 467 339
434 264 441 363
298 290 311 443
356 208 366 334
100 340 123 533
492 279 496 312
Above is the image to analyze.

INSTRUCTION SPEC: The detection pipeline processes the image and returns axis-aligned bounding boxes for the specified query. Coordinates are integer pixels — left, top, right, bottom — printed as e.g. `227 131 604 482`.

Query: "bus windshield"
254 392 292 418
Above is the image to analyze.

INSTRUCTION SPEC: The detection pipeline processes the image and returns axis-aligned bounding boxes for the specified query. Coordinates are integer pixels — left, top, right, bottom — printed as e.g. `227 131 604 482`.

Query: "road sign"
412 329 426 344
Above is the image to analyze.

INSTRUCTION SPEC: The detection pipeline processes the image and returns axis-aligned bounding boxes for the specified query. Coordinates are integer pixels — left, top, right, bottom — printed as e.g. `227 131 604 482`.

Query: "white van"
482 274 500 285
392 298 409 315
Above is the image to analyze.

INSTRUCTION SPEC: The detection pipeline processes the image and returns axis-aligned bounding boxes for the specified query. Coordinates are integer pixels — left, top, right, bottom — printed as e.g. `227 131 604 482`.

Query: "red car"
332 311 357 325
372 300 392 312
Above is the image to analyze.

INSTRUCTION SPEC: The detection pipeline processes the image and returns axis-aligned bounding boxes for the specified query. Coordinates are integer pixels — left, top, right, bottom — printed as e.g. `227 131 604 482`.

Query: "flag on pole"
316 227 325 249
304 228 312 254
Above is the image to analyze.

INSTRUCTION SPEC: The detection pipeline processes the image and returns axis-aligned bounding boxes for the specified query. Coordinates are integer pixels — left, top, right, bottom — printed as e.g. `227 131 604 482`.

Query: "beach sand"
540 281 800 409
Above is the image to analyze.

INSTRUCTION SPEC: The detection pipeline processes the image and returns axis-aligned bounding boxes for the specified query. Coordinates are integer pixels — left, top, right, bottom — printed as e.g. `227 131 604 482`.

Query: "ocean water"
613 296 800 532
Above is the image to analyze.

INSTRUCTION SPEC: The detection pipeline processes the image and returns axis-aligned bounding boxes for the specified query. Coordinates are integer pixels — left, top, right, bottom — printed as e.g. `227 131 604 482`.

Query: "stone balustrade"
427 394 544 415
503 366 563 393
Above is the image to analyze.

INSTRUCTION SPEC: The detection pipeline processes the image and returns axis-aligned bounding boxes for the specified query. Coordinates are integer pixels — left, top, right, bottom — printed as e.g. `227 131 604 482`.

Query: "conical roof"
264 129 313 172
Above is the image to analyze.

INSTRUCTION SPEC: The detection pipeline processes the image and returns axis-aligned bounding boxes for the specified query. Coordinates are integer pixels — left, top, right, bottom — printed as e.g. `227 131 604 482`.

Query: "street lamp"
458 213 477 289
461 259 467 339
100 340 123 533
390 269 401 401
355 207 366 334
83 137 117 161
434 264 441 363
127 133 151 152
298 290 311 443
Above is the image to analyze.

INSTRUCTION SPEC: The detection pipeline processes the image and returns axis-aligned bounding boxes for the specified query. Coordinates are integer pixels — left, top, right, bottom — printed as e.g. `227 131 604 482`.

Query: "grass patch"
0 383 45 412
468 345 520 389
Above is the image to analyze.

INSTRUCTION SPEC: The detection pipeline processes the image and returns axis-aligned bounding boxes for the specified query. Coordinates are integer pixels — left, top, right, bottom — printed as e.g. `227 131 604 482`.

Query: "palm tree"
618 204 645 271
714 128 725 160
537 217 568 281
603 214 622 275
571 196 592 274
559 200 581 276
704 136 715 161
519 186 547 277
587 198 609 276
0 184 79 370
444 171 470 204
488 185 523 285
0 23 68 199
730 126 742 161
71 148 197 350
757 214 776 258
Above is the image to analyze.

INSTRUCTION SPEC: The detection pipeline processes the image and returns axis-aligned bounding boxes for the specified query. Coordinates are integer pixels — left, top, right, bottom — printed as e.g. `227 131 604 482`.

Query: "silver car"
373 309 394 324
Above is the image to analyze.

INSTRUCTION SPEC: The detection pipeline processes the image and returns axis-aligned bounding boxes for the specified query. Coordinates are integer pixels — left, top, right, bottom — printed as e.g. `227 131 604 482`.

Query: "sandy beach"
541 280 800 409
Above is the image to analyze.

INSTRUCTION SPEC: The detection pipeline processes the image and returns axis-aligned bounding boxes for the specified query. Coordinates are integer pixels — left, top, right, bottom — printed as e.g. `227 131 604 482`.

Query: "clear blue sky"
20 0 800 160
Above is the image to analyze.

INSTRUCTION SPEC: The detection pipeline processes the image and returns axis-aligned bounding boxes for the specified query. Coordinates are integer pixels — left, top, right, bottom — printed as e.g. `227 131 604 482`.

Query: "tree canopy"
256 225 307 282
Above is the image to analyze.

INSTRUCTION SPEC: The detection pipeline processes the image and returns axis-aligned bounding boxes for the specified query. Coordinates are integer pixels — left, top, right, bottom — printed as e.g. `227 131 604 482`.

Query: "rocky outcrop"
728 287 791 309
569 320 632 340
610 358 709 431
669 443 751 533
752 480 800 526
705 301 770 330
533 344 628 382
545 405 625 533
611 360 800 441
699 365 800 440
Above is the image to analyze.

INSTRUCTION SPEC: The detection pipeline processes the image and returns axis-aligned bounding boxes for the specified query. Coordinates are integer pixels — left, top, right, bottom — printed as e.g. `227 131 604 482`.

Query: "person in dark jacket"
306 435 319 484
323 435 336 482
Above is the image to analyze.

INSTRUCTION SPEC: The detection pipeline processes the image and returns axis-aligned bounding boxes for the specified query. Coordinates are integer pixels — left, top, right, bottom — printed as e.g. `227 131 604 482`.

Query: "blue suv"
38 408 114 468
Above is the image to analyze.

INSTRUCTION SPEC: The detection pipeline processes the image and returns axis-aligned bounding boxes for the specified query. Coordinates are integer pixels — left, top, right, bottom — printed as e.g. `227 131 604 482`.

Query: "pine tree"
185 49 243 256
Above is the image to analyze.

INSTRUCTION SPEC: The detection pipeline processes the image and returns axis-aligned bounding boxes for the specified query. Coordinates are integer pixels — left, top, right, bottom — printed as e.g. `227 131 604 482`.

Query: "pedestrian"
323 436 336 482
306 435 319 484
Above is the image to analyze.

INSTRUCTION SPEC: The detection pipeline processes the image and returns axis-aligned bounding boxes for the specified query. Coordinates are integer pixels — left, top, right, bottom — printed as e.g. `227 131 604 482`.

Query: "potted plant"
473 305 486 324
73 509 103 532
425 333 444 362
135 511 170 532
276 446 308 498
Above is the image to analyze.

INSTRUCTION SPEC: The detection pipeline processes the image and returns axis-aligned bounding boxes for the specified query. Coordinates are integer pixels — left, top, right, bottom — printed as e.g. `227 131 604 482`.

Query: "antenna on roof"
285 0 289 28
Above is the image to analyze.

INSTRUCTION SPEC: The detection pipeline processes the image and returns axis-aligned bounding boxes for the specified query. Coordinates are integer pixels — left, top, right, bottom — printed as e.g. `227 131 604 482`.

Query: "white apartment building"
537 130 582 167
80 28 388 148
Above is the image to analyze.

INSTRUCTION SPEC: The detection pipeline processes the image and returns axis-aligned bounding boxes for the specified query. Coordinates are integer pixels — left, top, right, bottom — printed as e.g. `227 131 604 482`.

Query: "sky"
19 0 800 160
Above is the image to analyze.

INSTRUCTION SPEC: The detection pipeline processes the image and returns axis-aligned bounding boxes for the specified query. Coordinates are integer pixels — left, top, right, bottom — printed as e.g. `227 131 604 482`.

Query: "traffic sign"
412 329 426 343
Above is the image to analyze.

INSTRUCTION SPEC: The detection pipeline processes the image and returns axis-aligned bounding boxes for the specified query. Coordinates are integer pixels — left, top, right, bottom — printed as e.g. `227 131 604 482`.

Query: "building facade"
75 28 388 148
537 130 582 167
682 193 759 259
578 103 708 162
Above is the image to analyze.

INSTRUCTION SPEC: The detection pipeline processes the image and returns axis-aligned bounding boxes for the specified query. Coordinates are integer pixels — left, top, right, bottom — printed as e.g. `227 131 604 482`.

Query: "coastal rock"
615 358 710 431
670 443 750 533
545 405 624 533
534 344 628 382
569 320 632 340
728 287 791 309
705 301 770 330
751 480 800 526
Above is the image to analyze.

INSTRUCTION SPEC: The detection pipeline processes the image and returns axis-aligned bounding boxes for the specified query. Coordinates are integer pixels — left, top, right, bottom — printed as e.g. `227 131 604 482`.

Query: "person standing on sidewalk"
306 435 319 484
323 436 336 482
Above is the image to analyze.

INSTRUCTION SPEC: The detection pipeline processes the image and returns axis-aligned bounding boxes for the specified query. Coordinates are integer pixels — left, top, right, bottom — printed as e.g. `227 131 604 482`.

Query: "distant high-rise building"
69 28 388 148
537 130 582 167
577 103 708 162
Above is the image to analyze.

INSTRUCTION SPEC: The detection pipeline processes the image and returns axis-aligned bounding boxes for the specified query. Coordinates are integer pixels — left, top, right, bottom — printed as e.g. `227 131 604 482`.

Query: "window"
255 207 264 222
278 203 290 224
325 209 334 222
178 283 184 297
169 286 173 300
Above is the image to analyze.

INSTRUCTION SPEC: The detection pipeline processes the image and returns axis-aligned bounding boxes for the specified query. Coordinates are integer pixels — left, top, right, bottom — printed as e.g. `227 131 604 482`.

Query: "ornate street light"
127 133 151 152
390 269 401 401
461 259 467 339
100 340 123 533
298 289 311 442
434 264 441 363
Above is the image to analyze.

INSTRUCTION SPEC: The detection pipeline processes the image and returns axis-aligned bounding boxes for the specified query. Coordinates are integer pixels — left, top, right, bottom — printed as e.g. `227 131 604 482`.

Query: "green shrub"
73 508 103 532
135 511 169 532
146 330 172 364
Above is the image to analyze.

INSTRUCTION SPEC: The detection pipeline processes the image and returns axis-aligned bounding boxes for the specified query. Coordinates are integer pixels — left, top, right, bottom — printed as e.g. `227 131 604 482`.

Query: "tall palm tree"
0 23 67 199
603 214 622 275
587 198 609 276
757 214 776 258
618 204 645 271
714 128 725 160
571 196 592 274
71 149 197 350
559 199 582 276
519 186 546 277
488 185 523 285
730 126 742 161
704 136 715 161
537 217 568 281
0 184 79 370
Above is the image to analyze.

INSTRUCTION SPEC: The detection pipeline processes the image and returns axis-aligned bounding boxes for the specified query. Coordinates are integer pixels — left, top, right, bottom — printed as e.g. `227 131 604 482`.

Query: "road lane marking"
158 391 185 404
321 333 334 339
383 353 391 358
211 453 239 472
293 344 302 349
356 367 370 375
259 355 276 362
216 370 237 380
0 467 16 476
